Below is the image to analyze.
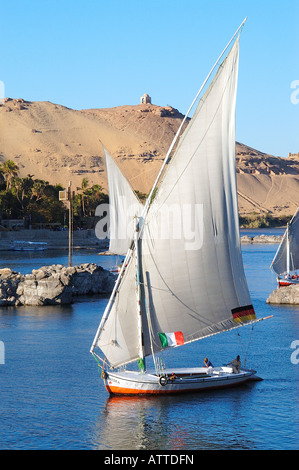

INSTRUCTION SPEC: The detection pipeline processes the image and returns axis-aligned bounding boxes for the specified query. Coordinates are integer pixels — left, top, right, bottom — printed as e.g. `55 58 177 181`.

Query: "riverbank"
0 229 108 250
0 228 282 250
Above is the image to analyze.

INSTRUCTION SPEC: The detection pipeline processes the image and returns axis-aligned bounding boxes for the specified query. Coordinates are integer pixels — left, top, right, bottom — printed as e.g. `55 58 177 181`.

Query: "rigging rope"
236 324 255 368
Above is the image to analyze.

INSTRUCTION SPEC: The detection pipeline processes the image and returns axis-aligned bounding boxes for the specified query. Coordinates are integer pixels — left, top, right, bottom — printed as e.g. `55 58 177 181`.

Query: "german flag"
231 305 256 323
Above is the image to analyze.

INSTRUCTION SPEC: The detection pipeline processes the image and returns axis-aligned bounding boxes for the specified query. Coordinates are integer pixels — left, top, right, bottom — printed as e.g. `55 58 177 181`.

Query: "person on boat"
204 357 214 368
229 355 241 373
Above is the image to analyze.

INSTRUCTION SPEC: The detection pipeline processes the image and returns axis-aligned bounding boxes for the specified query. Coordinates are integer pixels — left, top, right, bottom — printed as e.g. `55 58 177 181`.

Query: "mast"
68 181 73 267
286 223 290 275
134 217 145 372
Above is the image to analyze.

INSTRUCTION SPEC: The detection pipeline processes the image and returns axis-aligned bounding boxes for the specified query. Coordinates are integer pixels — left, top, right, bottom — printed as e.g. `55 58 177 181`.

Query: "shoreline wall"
0 229 282 250
0 229 108 250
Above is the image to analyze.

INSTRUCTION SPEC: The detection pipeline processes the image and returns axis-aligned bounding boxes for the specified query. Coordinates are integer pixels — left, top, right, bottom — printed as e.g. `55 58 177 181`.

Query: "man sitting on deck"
203 357 214 368
229 355 241 373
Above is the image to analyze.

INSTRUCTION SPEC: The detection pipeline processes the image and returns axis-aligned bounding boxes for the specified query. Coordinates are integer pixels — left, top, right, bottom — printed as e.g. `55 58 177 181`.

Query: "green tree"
1 160 19 190
0 190 20 218
72 184 108 220
31 179 48 201
0 166 6 189
80 177 89 217
84 184 108 216
11 175 34 212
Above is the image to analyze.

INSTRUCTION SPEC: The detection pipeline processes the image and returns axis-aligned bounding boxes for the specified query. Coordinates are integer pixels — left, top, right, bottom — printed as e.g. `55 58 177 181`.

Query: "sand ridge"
0 98 298 216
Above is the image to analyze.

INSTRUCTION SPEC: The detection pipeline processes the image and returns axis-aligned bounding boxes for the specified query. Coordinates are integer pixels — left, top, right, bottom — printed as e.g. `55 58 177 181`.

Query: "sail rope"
236 324 255 367
140 281 169 293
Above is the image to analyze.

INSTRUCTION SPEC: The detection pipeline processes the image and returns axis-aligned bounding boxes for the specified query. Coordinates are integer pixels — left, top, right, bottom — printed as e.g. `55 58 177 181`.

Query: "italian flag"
159 331 184 348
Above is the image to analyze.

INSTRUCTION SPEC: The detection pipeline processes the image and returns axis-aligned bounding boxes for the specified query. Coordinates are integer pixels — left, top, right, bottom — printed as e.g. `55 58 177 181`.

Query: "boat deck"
110 366 243 382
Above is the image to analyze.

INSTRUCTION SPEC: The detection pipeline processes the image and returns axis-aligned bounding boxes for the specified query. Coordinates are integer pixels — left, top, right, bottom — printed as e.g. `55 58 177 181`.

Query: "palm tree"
1 160 19 190
0 166 5 188
11 175 34 212
31 180 47 201
80 177 89 217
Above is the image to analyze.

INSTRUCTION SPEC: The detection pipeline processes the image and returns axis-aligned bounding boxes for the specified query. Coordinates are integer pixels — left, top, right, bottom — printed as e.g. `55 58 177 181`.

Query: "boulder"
253 235 282 243
240 235 282 244
0 263 116 306
266 284 299 304
0 268 14 277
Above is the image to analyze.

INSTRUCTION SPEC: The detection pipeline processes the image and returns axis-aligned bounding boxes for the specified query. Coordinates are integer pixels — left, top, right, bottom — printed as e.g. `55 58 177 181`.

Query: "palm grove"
0 160 108 227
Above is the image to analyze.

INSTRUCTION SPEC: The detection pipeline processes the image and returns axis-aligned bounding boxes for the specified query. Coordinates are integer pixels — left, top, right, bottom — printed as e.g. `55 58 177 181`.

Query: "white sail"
271 208 299 275
105 148 143 256
95 256 140 367
94 35 257 369
140 37 255 357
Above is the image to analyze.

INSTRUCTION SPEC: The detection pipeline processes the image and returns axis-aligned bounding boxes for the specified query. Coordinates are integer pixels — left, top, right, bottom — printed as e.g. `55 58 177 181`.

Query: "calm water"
0 232 298 450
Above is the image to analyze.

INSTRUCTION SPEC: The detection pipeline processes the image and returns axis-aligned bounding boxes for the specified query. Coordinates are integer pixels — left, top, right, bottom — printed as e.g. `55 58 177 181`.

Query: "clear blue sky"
1 0 298 157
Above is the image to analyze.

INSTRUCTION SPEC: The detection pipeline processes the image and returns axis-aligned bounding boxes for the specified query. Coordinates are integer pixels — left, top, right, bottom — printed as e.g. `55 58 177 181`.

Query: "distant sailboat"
271 207 299 287
90 19 270 396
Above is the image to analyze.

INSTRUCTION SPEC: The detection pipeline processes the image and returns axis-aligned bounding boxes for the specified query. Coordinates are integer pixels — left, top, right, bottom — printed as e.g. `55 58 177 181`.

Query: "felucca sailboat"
90 19 270 395
271 207 299 287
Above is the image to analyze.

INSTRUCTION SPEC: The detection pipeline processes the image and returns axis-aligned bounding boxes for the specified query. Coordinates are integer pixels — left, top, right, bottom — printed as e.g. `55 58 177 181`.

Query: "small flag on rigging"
158 331 184 348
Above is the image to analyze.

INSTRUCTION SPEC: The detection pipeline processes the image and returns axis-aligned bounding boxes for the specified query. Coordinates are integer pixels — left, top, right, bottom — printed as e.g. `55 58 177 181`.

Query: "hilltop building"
140 93 151 104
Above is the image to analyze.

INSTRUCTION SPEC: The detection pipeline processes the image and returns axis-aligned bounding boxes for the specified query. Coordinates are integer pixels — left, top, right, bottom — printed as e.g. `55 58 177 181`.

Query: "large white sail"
140 37 255 357
105 148 143 256
271 208 299 275
95 36 256 369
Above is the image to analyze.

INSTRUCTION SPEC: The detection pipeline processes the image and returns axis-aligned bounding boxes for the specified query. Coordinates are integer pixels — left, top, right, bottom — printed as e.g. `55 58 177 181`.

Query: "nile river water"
0 229 298 450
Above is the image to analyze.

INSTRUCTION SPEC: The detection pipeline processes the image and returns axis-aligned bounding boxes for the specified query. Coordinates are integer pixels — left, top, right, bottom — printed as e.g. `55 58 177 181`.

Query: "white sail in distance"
95 35 257 369
104 148 143 256
271 208 299 275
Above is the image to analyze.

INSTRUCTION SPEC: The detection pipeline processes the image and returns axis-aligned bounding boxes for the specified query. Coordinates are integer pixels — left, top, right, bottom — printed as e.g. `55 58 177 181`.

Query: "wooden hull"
278 277 299 287
101 367 259 396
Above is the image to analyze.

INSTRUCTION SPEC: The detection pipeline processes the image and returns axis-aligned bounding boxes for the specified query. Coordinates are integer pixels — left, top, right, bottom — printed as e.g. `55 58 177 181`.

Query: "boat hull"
102 367 259 396
9 241 48 251
278 278 299 287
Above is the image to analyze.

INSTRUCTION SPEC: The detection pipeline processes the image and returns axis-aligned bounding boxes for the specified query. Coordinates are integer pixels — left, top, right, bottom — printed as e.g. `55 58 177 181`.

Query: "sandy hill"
0 98 298 217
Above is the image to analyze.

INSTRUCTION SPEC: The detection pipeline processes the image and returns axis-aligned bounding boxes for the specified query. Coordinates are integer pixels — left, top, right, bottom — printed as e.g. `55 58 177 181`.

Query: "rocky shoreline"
0 263 116 306
266 284 299 305
240 234 282 244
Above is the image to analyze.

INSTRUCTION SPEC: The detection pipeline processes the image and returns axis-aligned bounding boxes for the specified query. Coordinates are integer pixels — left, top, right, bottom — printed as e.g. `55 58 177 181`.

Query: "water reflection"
94 396 166 450
93 385 258 450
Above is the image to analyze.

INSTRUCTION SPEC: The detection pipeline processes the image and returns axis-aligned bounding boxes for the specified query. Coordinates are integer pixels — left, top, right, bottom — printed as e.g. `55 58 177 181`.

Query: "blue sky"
1 0 298 157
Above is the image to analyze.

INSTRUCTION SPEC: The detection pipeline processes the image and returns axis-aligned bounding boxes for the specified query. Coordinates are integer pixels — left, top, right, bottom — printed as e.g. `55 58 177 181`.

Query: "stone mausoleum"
140 93 151 104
